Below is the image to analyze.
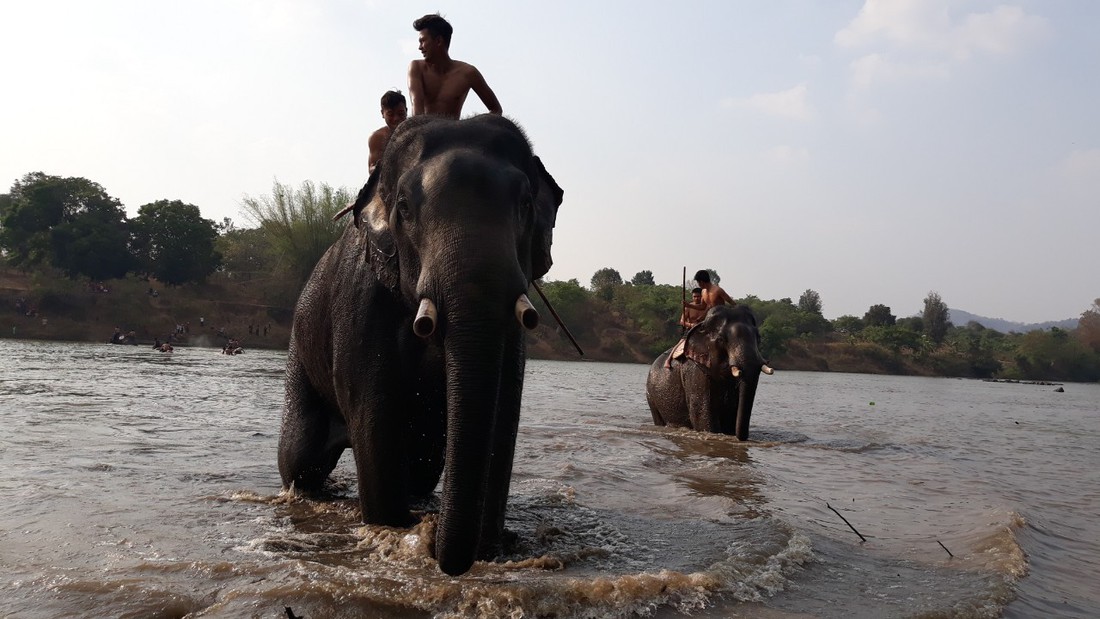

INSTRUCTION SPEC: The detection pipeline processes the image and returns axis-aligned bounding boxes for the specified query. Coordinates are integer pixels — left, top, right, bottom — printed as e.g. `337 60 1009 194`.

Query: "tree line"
535 267 1100 383
4 172 1097 382
0 172 348 292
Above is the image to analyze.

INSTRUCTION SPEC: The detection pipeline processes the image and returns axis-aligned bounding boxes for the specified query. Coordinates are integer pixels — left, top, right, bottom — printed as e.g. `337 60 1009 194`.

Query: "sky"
2 0 1097 323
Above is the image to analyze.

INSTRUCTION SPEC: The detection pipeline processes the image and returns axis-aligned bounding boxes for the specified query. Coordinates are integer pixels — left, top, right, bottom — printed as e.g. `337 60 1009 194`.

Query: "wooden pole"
532 281 584 357
826 503 867 542
681 266 687 334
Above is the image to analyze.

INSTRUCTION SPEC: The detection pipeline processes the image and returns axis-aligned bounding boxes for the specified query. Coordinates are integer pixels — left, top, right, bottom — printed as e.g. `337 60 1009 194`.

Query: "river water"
0 339 1097 618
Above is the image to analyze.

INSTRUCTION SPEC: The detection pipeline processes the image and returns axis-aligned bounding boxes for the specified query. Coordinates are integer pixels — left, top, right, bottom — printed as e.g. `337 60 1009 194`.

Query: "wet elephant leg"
682 364 720 432
279 351 347 493
340 341 417 528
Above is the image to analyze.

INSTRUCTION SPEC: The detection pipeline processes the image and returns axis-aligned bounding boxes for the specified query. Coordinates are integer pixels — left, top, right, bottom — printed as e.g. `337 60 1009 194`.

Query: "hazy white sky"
2 1 1097 322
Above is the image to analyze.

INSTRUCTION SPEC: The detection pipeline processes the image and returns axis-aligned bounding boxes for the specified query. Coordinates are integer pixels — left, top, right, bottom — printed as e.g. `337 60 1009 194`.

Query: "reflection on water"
0 341 1097 618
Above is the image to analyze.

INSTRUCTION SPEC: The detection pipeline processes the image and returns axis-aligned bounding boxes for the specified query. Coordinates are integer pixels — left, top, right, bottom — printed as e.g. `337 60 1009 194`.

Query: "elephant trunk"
435 322 505 576
734 375 759 441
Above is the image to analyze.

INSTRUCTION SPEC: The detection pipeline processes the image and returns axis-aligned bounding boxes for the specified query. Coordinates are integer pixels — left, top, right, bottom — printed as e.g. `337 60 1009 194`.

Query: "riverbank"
0 268 294 351
0 267 950 374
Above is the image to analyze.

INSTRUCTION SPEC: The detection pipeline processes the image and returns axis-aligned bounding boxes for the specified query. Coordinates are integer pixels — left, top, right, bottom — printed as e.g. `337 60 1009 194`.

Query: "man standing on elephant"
368 90 408 173
408 14 502 119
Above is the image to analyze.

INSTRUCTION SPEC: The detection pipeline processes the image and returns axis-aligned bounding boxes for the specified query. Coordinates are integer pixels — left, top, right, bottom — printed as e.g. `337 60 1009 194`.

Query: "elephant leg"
405 383 447 501
682 366 720 432
715 382 738 435
646 353 671 426
278 352 347 494
477 336 526 560
339 339 418 528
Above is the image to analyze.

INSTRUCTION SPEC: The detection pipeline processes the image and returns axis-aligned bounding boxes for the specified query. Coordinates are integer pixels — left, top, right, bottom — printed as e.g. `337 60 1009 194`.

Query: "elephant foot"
476 527 520 561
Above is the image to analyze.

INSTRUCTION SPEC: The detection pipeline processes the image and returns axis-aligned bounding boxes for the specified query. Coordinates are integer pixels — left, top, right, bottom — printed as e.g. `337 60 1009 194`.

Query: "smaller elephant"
646 305 773 439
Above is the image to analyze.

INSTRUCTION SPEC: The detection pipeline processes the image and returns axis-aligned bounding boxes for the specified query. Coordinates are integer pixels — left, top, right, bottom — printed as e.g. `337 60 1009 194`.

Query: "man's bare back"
408 59 500 118
408 13 501 119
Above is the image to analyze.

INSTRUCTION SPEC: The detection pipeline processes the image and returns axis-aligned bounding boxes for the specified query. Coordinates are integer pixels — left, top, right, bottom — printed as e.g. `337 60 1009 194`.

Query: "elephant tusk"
762 364 774 375
730 366 741 378
515 294 540 330
413 298 437 338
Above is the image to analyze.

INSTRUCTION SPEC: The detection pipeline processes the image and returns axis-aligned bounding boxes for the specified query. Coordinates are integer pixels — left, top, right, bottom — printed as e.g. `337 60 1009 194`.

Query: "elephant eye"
395 195 411 220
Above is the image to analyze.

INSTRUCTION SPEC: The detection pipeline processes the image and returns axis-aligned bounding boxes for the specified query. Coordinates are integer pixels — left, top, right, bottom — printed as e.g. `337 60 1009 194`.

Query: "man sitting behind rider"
368 90 408 172
680 288 707 329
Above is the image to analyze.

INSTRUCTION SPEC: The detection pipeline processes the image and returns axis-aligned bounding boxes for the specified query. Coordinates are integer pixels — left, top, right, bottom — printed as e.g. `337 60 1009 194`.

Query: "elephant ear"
530 155 563 281
683 313 725 371
349 167 399 289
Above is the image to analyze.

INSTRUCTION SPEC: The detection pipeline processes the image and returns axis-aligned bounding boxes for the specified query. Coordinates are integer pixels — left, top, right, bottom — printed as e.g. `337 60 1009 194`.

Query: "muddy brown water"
1 340 1097 618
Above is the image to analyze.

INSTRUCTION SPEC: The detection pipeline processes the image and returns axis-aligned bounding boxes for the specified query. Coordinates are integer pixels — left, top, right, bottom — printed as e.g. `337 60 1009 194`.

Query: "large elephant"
646 305 773 440
277 114 563 576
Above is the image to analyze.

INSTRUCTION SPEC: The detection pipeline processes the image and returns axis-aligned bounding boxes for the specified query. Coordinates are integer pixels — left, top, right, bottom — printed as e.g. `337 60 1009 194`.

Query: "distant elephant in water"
278 114 563 576
646 305 772 440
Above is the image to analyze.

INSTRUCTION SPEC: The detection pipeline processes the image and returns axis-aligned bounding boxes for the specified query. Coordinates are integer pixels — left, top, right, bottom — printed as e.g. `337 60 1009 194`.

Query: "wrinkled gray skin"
646 305 770 440
278 114 562 576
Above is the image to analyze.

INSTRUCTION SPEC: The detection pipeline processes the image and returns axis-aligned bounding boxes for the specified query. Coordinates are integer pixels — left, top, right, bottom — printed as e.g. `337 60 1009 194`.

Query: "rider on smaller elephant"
684 269 736 313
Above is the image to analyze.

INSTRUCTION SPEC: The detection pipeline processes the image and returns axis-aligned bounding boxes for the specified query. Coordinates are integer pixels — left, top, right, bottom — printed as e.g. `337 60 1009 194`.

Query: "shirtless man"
679 288 707 329
407 13 502 118
368 90 407 172
685 269 737 313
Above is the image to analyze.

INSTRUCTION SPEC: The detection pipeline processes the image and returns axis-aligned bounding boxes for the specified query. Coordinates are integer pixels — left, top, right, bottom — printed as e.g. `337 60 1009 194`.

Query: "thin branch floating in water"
937 540 954 558
826 502 867 542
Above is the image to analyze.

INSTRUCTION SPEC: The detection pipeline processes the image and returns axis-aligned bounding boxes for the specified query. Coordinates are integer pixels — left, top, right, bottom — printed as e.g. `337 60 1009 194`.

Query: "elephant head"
684 305 773 439
350 114 562 575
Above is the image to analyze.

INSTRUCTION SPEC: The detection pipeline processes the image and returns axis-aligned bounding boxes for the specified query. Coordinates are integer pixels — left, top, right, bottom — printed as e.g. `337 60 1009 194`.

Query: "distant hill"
948 308 1078 333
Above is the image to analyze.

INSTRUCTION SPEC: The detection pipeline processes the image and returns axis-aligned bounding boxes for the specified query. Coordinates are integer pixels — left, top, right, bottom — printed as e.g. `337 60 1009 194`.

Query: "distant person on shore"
368 90 408 172
408 13 502 118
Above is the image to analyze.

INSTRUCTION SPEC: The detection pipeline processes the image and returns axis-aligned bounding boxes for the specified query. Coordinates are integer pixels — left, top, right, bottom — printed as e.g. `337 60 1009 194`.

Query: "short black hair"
380 90 406 110
691 287 702 295
694 270 711 284
413 13 453 47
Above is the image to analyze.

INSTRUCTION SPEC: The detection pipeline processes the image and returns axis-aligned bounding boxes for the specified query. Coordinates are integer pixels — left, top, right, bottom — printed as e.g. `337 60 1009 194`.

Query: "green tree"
0 173 128 272
240 180 351 284
862 325 923 353
798 289 823 315
131 200 221 285
49 205 134 280
922 291 951 344
534 278 593 339
864 304 896 327
946 321 1003 378
1014 327 1100 382
1077 298 1100 354
630 270 655 286
590 267 622 301
833 315 864 334
216 220 276 275
896 315 923 332
591 267 623 290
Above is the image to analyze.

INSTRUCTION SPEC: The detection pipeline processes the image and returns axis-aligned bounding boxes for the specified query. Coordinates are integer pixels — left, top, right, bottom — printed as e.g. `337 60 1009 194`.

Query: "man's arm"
407 61 427 116
469 66 502 115
717 287 737 306
367 129 386 172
